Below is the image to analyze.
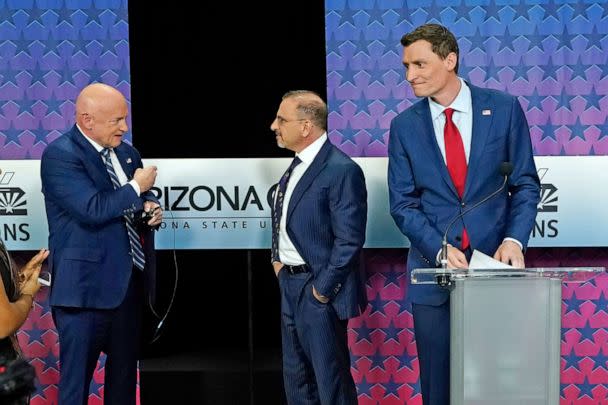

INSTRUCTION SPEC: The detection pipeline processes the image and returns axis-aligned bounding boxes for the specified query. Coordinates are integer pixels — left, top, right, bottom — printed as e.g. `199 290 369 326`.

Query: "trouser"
53 270 142 405
278 271 357 405
412 300 451 405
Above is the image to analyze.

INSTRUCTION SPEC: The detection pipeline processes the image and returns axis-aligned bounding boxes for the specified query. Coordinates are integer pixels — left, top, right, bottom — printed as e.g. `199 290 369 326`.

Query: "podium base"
450 277 561 405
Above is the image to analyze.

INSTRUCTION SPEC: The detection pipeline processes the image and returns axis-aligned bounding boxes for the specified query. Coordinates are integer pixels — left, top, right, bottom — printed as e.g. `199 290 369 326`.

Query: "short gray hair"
282 90 328 130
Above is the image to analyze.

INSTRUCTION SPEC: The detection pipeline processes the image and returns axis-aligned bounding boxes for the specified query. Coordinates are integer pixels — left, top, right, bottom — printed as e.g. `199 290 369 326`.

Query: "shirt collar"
428 78 472 121
76 124 106 153
296 133 327 164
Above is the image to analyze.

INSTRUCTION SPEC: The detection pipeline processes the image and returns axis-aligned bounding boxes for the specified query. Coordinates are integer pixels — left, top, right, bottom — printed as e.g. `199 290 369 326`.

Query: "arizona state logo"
537 168 557 213
0 170 27 216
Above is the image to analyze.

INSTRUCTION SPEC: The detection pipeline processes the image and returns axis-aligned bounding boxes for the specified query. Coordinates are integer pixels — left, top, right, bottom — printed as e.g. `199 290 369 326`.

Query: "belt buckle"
285 264 307 275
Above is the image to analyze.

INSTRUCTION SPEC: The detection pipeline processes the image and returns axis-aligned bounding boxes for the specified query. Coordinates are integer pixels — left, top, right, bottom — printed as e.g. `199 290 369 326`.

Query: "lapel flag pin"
126 158 132 163
482 109 491 116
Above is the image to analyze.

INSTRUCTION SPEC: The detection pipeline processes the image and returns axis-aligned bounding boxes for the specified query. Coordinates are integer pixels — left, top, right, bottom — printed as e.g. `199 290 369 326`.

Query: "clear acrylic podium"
411 267 606 405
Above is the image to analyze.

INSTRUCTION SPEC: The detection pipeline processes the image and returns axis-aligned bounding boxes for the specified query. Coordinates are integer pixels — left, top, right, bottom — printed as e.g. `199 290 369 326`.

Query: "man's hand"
493 240 525 268
445 244 469 269
143 201 163 226
133 166 157 192
312 286 329 304
272 261 283 277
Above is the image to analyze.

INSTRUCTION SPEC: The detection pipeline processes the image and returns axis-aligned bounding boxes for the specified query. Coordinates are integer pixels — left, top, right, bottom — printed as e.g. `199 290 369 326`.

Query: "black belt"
283 264 310 275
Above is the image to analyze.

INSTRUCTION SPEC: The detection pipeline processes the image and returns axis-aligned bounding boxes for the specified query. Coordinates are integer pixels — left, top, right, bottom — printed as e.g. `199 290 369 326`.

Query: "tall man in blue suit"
40 83 162 405
270 90 368 405
388 25 540 404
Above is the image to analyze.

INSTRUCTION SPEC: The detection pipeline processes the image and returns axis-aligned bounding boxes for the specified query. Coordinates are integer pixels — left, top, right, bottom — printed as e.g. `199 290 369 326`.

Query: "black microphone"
440 162 513 269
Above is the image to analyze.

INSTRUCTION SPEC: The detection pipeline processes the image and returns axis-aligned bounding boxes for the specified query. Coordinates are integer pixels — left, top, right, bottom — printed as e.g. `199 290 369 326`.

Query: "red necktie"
443 108 469 250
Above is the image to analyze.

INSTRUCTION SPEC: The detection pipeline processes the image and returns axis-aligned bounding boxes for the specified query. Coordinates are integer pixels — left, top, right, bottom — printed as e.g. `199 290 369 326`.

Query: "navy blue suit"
40 126 158 405
388 84 540 404
275 140 367 405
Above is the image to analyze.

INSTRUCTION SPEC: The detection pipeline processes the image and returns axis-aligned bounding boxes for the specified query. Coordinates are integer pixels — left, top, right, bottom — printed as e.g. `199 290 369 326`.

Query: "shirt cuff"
128 180 141 196
503 237 523 251
436 248 442 266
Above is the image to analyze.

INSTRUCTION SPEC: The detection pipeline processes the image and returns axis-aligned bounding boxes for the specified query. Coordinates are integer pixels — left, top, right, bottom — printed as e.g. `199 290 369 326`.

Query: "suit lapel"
414 100 459 196
68 126 113 190
114 144 135 180
464 84 494 200
286 140 331 224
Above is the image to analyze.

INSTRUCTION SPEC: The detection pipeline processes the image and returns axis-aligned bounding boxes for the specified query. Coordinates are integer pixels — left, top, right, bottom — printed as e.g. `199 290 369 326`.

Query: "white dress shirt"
426 80 522 257
77 125 141 196
428 78 473 164
278 133 328 265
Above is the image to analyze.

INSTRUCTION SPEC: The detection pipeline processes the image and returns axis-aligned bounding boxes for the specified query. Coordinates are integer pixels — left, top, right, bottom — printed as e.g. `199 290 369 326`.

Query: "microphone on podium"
440 162 514 270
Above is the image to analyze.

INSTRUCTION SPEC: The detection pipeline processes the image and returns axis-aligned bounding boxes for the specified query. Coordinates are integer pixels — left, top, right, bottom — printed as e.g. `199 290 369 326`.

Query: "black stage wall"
128 3 326 404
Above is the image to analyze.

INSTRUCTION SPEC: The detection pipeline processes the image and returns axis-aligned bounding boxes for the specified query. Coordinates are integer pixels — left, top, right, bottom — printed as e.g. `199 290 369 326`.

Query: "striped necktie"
101 148 146 271
271 156 302 262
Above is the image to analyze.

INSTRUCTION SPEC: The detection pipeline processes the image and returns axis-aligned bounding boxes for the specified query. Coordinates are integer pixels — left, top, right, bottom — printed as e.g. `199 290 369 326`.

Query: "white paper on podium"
469 249 513 270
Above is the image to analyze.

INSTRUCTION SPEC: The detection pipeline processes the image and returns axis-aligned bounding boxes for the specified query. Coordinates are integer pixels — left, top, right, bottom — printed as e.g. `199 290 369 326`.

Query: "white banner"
0 157 606 250
0 160 48 250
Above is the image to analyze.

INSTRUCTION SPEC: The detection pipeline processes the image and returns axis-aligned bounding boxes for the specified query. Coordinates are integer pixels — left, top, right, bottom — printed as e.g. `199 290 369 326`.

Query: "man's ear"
80 113 94 130
300 120 313 138
445 52 458 72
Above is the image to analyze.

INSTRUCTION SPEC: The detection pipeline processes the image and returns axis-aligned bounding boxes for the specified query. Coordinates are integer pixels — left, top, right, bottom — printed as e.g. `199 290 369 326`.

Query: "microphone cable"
148 207 179 344
441 162 513 268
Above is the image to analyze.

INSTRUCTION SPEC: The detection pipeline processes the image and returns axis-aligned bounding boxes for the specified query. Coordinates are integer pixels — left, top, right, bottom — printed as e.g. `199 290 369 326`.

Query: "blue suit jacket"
279 140 368 320
40 126 158 309
388 84 540 305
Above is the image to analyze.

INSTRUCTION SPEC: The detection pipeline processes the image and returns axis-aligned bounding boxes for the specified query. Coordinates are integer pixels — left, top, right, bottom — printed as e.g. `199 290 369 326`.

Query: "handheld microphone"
440 162 513 269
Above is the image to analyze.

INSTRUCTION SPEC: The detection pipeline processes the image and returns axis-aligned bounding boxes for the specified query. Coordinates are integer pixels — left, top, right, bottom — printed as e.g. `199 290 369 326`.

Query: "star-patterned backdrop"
325 0 608 157
353 249 608 404
1 0 134 403
2 1 607 404
325 0 608 403
0 0 131 160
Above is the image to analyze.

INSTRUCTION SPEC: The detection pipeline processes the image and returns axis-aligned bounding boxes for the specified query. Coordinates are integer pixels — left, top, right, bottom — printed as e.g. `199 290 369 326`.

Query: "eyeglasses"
276 117 307 125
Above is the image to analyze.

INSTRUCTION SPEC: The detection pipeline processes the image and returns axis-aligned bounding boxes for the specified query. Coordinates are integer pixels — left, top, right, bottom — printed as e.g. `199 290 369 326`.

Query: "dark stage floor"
140 349 286 405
